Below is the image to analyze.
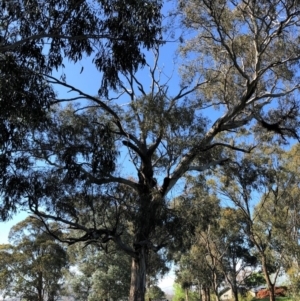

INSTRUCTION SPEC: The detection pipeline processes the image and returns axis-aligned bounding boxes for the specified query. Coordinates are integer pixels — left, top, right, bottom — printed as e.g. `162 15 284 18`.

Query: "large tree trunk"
207 287 211 301
198 284 202 301
128 172 157 301
37 271 43 301
211 282 220 301
268 285 276 301
211 261 221 301
202 286 210 301
185 288 189 301
232 287 239 301
129 247 147 301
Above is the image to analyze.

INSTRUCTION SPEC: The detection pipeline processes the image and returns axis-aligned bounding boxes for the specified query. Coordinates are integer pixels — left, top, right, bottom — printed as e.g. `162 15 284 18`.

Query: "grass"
253 297 293 301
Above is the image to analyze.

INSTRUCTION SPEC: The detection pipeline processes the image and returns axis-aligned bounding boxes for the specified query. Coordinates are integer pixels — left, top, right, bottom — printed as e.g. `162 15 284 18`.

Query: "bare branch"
201 143 256 153
82 171 140 191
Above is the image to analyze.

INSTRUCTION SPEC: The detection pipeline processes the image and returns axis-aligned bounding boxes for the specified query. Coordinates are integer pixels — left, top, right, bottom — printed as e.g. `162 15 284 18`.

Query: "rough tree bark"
129 245 148 301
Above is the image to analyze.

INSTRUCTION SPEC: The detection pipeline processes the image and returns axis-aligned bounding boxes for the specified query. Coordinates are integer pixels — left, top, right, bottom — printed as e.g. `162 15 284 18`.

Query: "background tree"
218 208 257 301
65 220 169 301
145 285 166 301
0 217 68 301
174 175 258 301
173 283 198 301
3 1 300 301
66 243 132 301
179 206 255 301
209 146 300 301
175 255 197 301
173 177 223 301
281 144 300 299
243 272 266 290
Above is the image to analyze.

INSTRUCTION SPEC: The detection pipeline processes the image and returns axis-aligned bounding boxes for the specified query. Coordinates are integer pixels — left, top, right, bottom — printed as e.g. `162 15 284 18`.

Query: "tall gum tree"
2 1 300 301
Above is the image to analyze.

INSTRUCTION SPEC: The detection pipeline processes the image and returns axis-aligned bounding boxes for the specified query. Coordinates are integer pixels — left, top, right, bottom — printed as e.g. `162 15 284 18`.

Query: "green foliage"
0 0 162 92
0 217 68 301
238 292 255 301
286 264 300 301
0 0 163 222
146 285 166 300
244 272 266 289
65 242 131 301
252 298 292 301
1 104 119 233
207 145 300 301
173 283 198 301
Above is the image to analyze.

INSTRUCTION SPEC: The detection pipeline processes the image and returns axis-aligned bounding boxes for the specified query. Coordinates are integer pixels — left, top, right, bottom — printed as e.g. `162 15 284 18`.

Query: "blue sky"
0 211 29 244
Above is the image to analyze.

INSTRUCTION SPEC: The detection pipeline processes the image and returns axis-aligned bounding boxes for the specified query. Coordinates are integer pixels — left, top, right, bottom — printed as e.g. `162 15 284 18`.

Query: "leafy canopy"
0 217 68 301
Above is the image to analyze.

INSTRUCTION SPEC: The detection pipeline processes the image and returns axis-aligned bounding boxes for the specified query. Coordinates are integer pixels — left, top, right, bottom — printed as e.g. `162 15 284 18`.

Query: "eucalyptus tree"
280 144 300 298
173 176 224 301
185 206 255 301
145 285 166 301
0 217 68 301
217 208 256 301
175 254 197 301
188 245 218 301
173 283 199 301
280 144 300 252
2 1 300 301
209 146 300 301
175 246 219 301
175 175 257 301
